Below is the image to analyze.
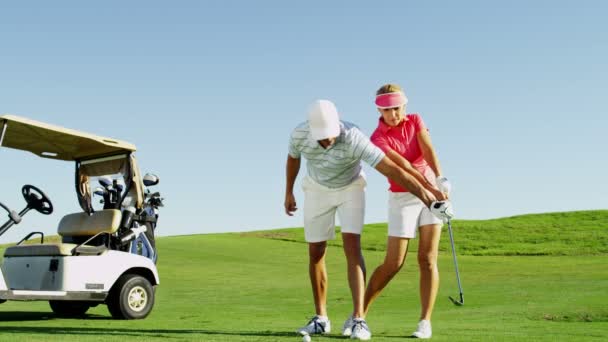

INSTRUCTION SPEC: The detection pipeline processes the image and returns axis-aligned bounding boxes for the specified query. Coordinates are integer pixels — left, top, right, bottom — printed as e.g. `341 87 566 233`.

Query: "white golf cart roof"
0 114 136 161
1 114 145 211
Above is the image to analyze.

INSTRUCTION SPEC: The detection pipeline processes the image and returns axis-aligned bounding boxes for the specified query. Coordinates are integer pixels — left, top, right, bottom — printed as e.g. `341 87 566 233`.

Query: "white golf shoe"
296 315 331 335
350 319 371 340
342 315 355 336
411 319 432 339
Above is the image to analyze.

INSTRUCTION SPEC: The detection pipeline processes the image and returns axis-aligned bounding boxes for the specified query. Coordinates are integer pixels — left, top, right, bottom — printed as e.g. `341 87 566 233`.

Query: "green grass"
0 210 607 341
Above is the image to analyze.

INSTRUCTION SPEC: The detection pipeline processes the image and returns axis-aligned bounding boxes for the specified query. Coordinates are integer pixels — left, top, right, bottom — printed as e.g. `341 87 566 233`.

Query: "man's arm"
374 156 436 207
384 149 447 200
285 155 301 216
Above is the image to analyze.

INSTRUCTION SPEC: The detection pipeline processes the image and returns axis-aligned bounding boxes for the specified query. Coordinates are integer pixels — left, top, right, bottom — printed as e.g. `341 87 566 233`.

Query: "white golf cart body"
1 251 158 302
0 115 159 318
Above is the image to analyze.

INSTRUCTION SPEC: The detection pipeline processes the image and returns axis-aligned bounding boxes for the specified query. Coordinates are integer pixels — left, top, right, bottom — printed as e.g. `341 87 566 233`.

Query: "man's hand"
429 187 448 201
375 156 435 207
285 193 298 216
429 200 454 222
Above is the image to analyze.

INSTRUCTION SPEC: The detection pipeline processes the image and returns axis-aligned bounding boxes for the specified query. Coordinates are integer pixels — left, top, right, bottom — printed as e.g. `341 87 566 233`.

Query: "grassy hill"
244 210 608 256
0 210 607 341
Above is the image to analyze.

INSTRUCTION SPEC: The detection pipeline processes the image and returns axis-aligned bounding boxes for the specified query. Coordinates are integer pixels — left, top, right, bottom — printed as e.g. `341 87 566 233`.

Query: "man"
285 99 452 340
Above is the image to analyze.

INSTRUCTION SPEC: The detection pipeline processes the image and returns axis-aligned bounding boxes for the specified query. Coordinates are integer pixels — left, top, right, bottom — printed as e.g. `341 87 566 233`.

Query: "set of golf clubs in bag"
93 174 164 262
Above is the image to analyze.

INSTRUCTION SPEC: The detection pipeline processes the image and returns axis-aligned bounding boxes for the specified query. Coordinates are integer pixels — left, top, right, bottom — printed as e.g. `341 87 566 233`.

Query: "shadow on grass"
0 311 114 322
0 312 410 339
0 324 413 340
0 320 305 339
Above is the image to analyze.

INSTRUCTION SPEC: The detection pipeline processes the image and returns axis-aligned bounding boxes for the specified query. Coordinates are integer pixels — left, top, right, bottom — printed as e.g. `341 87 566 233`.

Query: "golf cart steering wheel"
22 185 54 215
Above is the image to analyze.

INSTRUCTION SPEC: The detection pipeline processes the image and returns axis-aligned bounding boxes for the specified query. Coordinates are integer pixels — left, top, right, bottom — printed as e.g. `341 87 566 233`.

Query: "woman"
364 84 451 339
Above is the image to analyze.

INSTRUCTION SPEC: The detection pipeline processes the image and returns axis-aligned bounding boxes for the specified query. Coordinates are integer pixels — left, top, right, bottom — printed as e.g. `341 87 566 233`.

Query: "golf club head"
449 294 464 306
99 177 112 188
147 192 164 208
143 173 160 187
93 187 107 197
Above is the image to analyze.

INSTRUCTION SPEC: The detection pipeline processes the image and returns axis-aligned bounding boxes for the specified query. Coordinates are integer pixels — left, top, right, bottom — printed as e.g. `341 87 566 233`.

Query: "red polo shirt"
370 114 435 192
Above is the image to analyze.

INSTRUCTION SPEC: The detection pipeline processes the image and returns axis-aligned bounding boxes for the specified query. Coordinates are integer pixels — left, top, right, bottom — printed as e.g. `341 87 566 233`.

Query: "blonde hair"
376 83 403 96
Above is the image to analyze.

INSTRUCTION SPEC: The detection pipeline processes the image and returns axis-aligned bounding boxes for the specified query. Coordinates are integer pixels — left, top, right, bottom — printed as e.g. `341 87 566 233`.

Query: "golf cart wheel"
49 300 90 317
107 274 155 320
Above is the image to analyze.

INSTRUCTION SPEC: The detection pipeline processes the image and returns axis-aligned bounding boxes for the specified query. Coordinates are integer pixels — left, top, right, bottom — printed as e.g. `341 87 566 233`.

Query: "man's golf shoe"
342 315 355 336
296 315 331 336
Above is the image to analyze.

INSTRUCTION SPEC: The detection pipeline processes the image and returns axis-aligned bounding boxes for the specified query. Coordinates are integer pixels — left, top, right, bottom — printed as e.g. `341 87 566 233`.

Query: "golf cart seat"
4 209 121 257
57 209 121 237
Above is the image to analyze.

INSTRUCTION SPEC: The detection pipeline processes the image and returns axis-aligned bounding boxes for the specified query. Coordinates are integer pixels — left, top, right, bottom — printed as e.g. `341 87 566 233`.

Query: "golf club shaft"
447 219 464 297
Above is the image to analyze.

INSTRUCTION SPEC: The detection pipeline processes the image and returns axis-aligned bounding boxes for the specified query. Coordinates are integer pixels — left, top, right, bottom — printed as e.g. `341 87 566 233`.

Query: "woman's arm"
417 130 443 177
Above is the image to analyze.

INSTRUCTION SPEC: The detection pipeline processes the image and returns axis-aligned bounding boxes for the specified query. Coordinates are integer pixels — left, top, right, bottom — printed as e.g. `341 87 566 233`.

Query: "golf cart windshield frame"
76 153 145 214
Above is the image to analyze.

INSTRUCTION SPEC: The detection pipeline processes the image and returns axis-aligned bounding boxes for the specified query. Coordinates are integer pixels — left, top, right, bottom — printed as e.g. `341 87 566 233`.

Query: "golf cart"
0 115 164 319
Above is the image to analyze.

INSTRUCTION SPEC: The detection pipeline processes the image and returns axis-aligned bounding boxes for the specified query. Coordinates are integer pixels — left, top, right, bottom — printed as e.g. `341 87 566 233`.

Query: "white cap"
308 99 340 140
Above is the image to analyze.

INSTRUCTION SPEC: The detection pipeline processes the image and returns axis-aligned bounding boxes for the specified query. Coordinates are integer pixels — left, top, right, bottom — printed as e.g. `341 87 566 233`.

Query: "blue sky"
1 1 606 243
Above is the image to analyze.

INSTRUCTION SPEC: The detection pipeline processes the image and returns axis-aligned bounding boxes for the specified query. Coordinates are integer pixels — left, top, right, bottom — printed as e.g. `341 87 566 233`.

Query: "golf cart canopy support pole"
0 120 7 146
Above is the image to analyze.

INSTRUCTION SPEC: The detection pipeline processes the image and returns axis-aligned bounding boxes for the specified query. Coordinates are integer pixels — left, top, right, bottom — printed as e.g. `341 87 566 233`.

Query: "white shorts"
302 175 366 243
388 192 443 238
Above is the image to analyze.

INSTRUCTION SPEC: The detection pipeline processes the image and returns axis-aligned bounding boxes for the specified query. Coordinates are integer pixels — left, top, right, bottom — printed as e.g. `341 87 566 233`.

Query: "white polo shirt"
288 121 385 188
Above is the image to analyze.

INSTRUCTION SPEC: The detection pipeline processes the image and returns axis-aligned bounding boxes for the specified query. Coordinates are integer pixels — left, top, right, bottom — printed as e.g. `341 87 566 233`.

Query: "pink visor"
375 92 408 108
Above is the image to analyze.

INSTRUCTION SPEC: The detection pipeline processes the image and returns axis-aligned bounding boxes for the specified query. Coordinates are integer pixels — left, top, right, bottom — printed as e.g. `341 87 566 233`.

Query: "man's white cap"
308 99 340 141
